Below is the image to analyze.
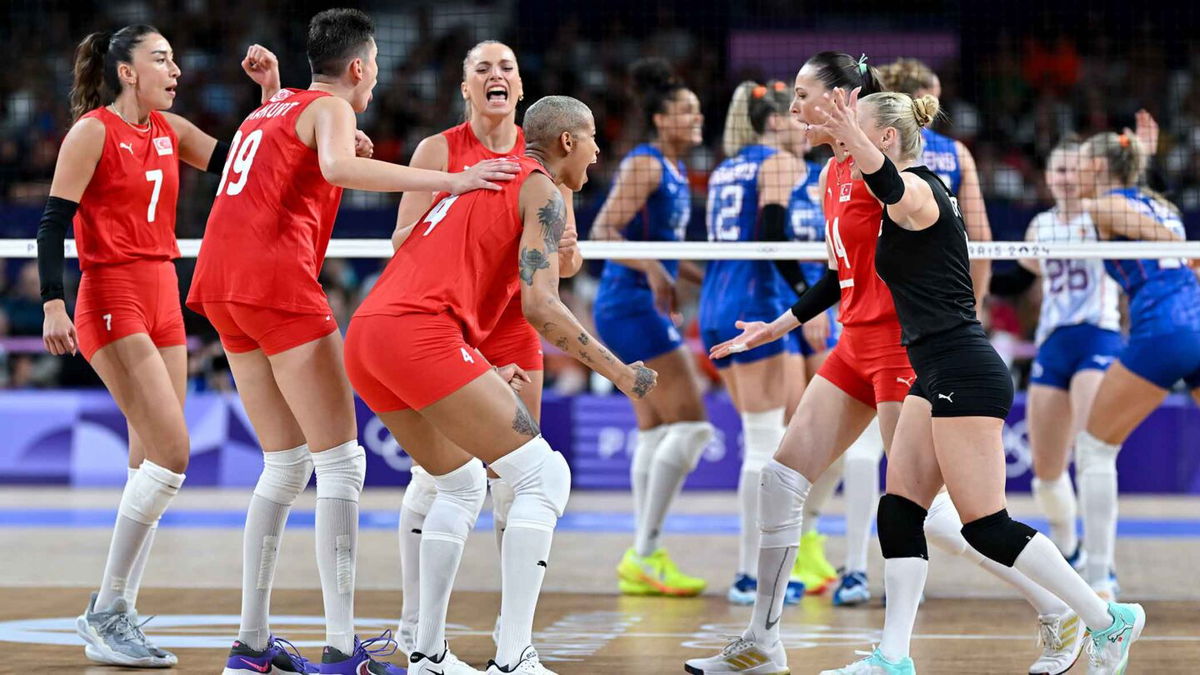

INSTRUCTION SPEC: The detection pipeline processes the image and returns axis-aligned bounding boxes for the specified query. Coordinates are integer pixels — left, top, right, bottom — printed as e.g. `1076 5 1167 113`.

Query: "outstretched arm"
519 173 656 399
956 141 992 307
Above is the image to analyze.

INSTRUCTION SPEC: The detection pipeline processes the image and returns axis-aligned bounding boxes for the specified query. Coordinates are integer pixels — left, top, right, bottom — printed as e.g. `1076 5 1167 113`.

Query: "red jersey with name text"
74 107 180 270
188 88 342 314
823 155 898 327
354 156 548 347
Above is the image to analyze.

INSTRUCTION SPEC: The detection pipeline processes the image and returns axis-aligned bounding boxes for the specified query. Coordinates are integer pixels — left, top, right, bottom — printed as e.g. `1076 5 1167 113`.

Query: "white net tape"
2 239 1200 260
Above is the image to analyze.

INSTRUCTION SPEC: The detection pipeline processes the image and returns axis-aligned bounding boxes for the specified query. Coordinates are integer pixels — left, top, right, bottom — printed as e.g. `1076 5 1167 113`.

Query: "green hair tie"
858 54 869 76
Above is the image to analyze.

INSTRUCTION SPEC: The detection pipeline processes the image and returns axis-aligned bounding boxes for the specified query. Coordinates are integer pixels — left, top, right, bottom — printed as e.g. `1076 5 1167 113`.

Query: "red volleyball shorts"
75 260 186 361
816 322 915 408
477 297 544 371
195 301 337 356
344 312 493 412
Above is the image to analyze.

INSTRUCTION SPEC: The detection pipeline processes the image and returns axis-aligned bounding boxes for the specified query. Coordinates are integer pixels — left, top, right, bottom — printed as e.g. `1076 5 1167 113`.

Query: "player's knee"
424 458 487 545
656 421 714 472
923 492 968 556
758 459 812 548
631 426 666 479
402 465 438 517
1075 431 1119 477
960 509 1037 567
488 475 516 525
877 493 929 560
492 436 572 531
312 441 366 501
120 459 186 525
254 445 314 506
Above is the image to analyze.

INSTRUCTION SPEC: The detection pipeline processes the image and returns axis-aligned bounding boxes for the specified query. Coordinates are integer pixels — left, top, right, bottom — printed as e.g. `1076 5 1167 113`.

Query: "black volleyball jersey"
874 165 979 346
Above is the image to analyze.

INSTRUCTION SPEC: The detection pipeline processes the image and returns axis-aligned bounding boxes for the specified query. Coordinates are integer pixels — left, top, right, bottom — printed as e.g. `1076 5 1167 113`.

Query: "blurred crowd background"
2 0 1198 392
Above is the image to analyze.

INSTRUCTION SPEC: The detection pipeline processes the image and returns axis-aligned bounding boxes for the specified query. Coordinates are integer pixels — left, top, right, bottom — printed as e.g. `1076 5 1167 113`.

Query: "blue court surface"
1 507 1198 537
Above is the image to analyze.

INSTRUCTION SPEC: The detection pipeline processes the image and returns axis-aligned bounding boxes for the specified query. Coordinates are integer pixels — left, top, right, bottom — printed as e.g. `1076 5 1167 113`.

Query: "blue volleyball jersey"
595 144 691 314
699 145 791 332
921 128 961 195
1104 188 1200 337
786 160 828 290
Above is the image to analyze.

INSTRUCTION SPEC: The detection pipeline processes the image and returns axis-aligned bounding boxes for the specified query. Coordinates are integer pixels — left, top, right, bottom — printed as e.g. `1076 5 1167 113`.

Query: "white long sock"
925 492 1067 616
879 558 928 661
491 438 569 667
739 409 785 576
1032 474 1078 556
1013 533 1111 630
416 460 486 658
630 425 666 535
96 460 185 609
746 460 811 647
122 467 156 613
842 420 882 573
490 475 515 553
238 445 311 652
636 422 711 556
803 455 842 537
1076 431 1120 586
399 467 436 648
312 442 366 654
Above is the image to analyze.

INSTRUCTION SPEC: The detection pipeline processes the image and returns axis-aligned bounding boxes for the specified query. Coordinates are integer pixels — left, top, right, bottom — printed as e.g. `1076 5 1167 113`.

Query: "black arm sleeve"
790 268 840 323
206 139 231 175
861 155 906 205
988 264 1037 296
37 196 78 302
760 203 809 294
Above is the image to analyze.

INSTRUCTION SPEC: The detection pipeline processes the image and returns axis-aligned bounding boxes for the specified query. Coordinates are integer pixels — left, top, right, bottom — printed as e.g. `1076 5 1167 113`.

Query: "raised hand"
810 87 862 146
452 158 520 193
709 320 777 360
241 44 281 101
1130 109 1159 158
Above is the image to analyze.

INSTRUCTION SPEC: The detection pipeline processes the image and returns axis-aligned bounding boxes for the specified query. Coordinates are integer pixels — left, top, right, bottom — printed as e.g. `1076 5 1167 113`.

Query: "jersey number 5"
216 129 265 197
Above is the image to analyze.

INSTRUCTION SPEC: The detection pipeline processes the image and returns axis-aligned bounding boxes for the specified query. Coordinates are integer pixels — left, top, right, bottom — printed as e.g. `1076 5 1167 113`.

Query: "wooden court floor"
2 488 1198 673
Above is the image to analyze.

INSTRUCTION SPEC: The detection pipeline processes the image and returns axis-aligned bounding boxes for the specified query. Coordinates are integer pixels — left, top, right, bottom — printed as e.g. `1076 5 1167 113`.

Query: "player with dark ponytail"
591 57 713 598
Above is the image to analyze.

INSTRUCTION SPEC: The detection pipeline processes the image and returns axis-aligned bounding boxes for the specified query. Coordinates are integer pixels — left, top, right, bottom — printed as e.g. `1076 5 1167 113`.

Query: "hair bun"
630 58 677 95
912 94 940 128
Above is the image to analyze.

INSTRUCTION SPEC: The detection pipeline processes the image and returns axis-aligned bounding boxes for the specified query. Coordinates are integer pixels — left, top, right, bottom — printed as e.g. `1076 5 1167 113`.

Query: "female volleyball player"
591 57 712 599
811 87 1146 675
877 58 992 305
39 25 280 669
1072 128 1200 603
779 120 884 606
388 41 582 663
685 55 1088 675
699 79 813 604
186 10 516 675
1020 137 1122 569
346 96 655 675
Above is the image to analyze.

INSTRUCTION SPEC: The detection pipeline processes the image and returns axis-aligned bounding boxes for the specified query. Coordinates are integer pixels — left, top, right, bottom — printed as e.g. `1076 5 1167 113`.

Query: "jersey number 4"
422 194 461 236
216 129 265 197
827 217 851 269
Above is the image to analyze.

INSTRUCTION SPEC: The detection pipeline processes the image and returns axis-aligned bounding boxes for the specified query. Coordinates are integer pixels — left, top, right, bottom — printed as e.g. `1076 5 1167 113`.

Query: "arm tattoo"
511 398 540 437
577 333 590 345
537 192 567 252
519 246 551 286
632 364 655 398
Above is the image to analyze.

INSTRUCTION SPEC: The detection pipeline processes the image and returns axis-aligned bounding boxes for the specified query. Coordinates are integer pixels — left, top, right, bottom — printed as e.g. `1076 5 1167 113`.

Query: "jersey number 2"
216 129 265 196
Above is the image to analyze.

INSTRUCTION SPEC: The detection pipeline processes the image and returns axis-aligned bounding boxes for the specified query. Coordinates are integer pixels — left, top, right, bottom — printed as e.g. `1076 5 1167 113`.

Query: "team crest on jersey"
839 182 852 202
153 137 173 156
269 89 294 103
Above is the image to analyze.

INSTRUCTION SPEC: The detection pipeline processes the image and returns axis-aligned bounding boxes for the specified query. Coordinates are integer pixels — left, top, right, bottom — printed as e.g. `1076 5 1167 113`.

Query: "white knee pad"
632 426 667 478
312 441 366 501
489 475 516 526
656 421 714 472
402 464 438 517
1075 431 1119 478
741 409 784 474
254 445 314 506
758 459 812 549
845 417 884 463
423 459 487 546
120 460 185 525
924 491 969 557
491 436 572 532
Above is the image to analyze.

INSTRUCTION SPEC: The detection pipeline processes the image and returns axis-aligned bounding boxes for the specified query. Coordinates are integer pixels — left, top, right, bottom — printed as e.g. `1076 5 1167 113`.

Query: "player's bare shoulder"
294 93 354 147
520 170 566 247
410 133 450 171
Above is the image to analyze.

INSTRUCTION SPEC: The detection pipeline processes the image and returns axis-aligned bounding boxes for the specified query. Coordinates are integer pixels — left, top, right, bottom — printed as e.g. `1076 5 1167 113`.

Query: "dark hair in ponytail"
630 57 688 139
70 24 159 122
803 51 884 96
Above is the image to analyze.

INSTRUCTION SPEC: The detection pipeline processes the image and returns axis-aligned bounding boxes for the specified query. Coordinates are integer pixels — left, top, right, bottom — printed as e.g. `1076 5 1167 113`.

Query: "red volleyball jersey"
823 155 899 328
73 107 180 270
188 89 342 314
354 156 549 346
442 121 525 172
